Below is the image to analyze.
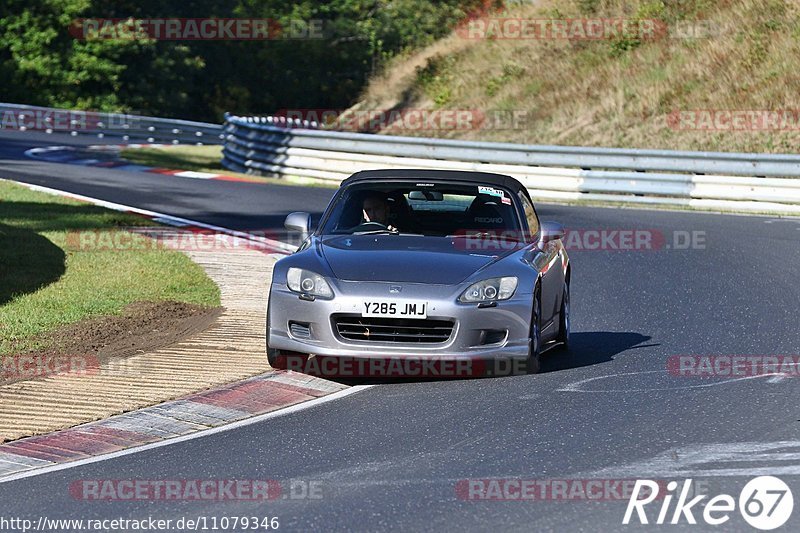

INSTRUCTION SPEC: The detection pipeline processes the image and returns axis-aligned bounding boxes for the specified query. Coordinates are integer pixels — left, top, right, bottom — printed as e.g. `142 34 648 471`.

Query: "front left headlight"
287 268 333 298
459 277 518 303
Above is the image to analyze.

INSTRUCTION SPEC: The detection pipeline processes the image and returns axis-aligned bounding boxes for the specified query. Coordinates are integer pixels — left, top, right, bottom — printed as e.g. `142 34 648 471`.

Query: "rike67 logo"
624 476 794 530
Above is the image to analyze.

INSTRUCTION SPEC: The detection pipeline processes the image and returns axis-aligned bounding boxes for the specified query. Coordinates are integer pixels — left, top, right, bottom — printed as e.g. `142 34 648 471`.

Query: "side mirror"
539 221 565 246
285 211 312 238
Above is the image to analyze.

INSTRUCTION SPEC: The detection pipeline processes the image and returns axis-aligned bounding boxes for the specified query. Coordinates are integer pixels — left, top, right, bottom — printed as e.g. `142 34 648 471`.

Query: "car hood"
318 235 521 284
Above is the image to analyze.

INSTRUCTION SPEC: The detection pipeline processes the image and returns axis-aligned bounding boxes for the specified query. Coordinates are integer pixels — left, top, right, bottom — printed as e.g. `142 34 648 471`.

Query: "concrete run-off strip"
0 372 347 478
0 229 345 445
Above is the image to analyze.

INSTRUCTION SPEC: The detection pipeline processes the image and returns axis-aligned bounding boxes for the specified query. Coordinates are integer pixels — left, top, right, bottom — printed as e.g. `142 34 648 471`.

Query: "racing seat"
387 191 413 231
466 195 512 232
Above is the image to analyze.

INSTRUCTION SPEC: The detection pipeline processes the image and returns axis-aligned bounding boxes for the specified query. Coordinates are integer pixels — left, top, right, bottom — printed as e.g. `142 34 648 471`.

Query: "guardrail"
222 114 800 215
5 103 800 215
0 103 223 145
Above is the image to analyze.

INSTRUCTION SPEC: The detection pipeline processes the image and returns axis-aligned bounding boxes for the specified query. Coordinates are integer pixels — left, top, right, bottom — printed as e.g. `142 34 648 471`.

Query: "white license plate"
362 300 427 319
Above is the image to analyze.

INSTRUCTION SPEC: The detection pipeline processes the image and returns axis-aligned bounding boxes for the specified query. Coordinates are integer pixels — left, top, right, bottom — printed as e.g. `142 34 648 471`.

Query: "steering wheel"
350 221 389 233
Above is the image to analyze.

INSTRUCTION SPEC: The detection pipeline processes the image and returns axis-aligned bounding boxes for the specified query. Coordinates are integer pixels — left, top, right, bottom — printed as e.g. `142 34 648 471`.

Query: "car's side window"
518 192 540 241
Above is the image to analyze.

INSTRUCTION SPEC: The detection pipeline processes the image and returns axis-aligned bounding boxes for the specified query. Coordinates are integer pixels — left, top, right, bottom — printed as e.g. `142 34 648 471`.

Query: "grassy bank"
352 0 800 153
0 180 221 355
122 145 227 174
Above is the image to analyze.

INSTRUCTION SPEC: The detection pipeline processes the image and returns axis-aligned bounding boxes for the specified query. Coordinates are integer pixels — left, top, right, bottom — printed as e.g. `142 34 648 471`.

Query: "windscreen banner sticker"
478 186 504 198
479 185 512 205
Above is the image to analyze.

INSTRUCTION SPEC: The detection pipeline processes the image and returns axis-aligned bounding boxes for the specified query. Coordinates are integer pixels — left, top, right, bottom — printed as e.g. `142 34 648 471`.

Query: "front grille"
333 315 454 344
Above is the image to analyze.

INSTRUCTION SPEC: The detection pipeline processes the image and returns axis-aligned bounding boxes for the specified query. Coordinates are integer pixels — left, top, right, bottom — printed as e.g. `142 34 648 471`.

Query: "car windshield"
319 182 525 238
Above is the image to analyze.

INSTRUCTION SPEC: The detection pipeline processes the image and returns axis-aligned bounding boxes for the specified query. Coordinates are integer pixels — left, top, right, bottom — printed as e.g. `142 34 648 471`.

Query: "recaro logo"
623 476 794 529
474 217 503 224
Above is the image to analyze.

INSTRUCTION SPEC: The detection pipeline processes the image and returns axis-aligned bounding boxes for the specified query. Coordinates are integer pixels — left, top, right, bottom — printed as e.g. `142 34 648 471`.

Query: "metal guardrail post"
0 103 224 145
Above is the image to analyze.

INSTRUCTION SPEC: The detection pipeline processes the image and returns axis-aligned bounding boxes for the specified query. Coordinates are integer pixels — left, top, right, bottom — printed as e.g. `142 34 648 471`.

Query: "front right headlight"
287 268 333 299
459 277 518 303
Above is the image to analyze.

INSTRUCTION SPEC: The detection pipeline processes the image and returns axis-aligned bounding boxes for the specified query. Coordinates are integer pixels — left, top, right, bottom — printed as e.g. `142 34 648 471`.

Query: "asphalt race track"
1 129 799 531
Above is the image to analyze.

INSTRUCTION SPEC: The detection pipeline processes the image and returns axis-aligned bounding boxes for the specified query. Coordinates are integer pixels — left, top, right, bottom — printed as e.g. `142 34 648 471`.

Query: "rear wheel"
556 280 570 351
526 289 542 374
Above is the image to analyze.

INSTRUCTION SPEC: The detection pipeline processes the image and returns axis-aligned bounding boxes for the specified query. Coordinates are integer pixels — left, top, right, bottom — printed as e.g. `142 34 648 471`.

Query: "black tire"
556 279 571 351
526 288 542 374
266 302 285 369
267 347 284 369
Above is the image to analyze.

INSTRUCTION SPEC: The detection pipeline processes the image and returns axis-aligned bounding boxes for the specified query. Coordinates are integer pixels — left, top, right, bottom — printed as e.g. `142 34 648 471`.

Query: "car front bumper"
267 279 533 361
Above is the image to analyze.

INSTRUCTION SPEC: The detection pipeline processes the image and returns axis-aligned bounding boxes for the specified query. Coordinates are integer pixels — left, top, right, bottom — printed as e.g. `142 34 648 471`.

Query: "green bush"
0 0 494 121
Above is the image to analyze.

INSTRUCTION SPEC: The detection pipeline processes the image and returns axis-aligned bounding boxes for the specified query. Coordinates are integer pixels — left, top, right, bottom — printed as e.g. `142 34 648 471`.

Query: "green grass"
122 145 227 174
354 0 800 153
121 145 339 189
0 180 221 355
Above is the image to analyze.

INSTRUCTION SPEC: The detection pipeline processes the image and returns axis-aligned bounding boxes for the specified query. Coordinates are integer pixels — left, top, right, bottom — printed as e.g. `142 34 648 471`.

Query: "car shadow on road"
293 331 655 386
540 331 655 373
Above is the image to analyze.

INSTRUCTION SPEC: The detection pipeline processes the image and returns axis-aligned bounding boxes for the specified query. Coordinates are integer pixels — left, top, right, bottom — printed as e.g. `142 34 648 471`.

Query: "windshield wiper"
351 229 431 237
448 232 522 241
352 228 400 236
448 232 492 238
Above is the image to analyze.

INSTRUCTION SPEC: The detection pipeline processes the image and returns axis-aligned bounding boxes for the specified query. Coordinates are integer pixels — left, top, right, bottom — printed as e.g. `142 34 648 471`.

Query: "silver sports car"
266 170 570 377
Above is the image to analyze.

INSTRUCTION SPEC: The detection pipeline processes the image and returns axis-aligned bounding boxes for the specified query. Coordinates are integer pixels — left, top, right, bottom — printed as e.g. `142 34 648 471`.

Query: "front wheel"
266 301 289 369
526 289 542 374
556 280 570 351
267 347 284 369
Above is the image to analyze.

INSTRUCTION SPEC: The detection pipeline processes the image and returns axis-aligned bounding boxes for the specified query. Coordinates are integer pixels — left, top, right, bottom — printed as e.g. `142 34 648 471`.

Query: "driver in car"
362 192 397 232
